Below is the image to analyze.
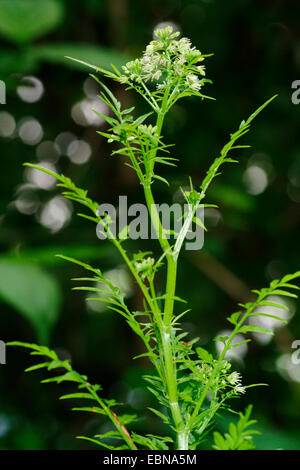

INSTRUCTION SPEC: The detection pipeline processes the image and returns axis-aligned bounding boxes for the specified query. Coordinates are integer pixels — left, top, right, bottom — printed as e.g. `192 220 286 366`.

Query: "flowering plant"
9 26 300 451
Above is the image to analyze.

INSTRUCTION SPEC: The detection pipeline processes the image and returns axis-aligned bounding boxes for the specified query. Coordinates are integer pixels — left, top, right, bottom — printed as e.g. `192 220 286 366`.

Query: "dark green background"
0 0 300 449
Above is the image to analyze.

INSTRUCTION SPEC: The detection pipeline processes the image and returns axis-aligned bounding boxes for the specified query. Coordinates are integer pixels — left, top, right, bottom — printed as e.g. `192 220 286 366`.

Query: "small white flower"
178 37 192 53
197 65 206 76
227 372 242 385
146 44 154 54
186 74 202 91
152 70 162 80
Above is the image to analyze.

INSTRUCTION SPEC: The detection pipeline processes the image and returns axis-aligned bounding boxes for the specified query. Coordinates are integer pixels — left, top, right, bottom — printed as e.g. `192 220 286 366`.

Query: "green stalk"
148 85 170 176
144 184 185 445
142 96 187 448
116 191 186 447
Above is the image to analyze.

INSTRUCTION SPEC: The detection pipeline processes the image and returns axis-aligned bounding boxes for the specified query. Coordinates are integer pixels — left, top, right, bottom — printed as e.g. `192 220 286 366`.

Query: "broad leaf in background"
0 259 61 343
209 184 256 212
1 244 115 266
27 43 129 71
0 48 38 78
0 0 64 44
0 42 129 79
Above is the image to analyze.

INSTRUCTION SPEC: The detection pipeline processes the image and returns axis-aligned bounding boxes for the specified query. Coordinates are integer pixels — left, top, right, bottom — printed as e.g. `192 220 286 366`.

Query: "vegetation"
8 26 300 450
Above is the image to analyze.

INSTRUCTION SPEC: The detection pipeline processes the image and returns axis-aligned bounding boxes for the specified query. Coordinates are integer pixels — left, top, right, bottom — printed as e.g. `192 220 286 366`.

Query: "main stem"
145 185 186 448
161 257 188 449
143 94 187 448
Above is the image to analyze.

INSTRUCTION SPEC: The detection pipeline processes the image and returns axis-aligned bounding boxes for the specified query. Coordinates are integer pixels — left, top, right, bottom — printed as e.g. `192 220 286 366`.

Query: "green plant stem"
114 210 185 447
160 322 186 447
144 91 192 448
108 85 185 448
146 98 188 449
219 294 263 362
148 85 170 176
163 256 177 325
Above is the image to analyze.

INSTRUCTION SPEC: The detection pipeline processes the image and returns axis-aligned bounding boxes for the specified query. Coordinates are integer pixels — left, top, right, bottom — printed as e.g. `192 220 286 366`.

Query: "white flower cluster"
227 372 246 394
120 26 206 94
196 360 246 396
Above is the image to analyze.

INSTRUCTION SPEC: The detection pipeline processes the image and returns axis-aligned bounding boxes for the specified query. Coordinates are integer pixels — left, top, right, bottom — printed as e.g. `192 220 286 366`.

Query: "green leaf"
281 272 300 283
246 95 278 125
230 339 251 348
227 311 241 326
76 436 107 448
7 341 44 350
131 433 171 450
213 432 226 450
0 0 64 44
270 290 298 299
118 414 137 425
259 301 289 311
239 325 274 335
209 184 256 213
196 347 213 363
148 407 170 425
0 48 37 78
59 393 94 401
25 362 49 372
215 335 229 344
213 405 257 450
72 407 106 415
41 371 81 384
248 313 287 324
152 174 170 186
1 244 114 267
0 259 61 343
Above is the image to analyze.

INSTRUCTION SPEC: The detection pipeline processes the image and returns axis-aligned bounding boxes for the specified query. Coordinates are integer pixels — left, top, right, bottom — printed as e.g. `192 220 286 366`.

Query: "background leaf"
27 43 130 71
1 244 115 266
0 0 64 44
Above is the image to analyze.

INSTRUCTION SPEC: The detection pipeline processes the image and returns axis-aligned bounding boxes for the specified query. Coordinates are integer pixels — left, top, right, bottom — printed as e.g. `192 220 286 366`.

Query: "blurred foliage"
0 0 300 450
0 0 64 44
